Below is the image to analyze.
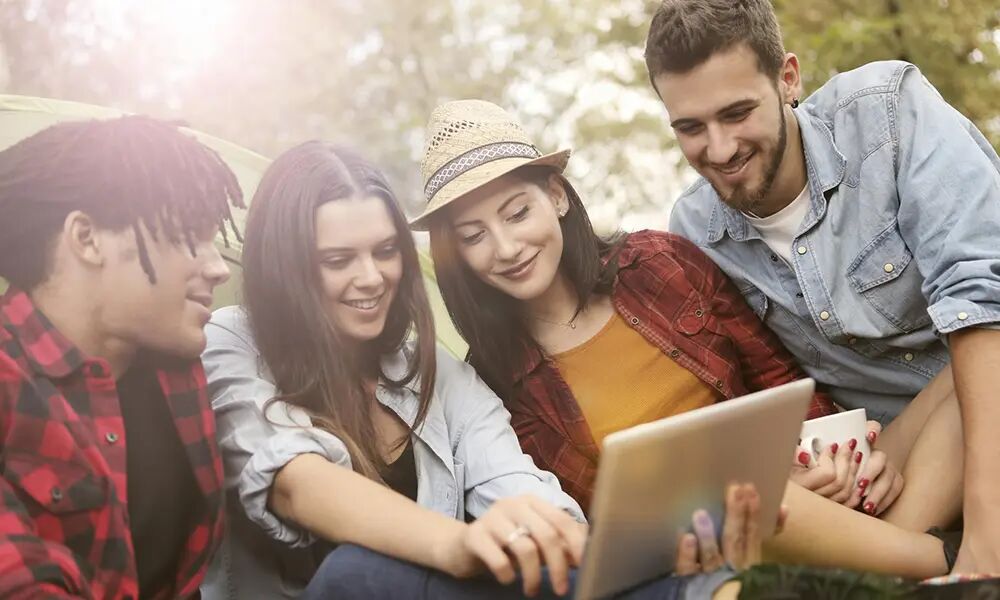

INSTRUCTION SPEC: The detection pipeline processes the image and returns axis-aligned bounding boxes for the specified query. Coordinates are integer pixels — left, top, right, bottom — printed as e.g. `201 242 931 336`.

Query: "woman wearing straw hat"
417 100 952 579
200 142 763 600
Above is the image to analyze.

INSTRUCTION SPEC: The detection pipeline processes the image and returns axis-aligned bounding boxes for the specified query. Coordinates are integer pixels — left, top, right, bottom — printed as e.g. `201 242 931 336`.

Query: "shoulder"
618 229 714 274
805 60 918 115
430 343 489 397
205 305 256 352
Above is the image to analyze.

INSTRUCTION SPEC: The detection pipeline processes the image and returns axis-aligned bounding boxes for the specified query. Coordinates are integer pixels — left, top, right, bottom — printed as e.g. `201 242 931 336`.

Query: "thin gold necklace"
532 312 579 329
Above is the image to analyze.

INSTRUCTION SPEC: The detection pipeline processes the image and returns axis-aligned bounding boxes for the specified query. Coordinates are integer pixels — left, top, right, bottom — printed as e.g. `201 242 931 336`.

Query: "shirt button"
797 246 807 255
848 337 858 346
770 254 779 262
629 317 640 326
904 352 915 361
105 432 119 444
796 292 804 298
669 349 681 358
819 311 831 321
87 364 105 378
694 309 704 318
883 263 894 273
51 487 63 502
958 312 969 321
714 380 724 389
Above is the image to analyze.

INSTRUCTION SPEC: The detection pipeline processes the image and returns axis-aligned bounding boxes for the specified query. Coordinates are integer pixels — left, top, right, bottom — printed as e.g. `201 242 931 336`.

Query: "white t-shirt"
746 185 811 263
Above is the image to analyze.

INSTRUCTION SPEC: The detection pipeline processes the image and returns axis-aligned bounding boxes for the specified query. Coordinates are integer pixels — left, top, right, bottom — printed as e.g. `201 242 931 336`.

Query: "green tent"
0 95 468 358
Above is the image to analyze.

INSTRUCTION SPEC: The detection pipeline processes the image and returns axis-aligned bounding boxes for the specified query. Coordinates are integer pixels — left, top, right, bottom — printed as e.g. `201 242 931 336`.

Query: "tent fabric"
0 95 468 358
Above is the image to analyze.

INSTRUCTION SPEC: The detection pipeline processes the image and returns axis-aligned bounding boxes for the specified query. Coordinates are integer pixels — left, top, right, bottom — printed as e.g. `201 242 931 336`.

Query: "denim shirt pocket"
847 221 931 333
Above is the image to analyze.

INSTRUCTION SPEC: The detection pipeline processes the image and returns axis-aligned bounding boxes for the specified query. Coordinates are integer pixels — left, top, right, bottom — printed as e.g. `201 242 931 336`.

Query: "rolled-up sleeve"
203 307 353 547
435 349 585 522
894 66 1000 334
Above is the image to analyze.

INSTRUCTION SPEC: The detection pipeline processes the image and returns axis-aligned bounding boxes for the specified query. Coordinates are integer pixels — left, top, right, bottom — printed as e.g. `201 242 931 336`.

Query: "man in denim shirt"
646 0 1000 574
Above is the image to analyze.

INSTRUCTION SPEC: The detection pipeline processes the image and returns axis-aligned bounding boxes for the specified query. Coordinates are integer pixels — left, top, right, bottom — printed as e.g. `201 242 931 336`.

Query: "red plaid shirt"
0 290 224 599
506 230 836 513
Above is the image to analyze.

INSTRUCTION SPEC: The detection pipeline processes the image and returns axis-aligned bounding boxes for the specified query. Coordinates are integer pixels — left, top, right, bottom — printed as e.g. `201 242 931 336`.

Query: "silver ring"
504 524 531 546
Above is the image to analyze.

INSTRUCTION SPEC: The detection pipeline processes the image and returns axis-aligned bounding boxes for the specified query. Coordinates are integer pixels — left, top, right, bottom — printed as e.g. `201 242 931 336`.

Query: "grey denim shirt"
670 61 1000 423
199 306 584 599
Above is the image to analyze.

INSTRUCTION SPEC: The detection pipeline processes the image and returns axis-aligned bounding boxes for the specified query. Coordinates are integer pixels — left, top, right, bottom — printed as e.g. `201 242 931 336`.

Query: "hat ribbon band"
424 141 539 201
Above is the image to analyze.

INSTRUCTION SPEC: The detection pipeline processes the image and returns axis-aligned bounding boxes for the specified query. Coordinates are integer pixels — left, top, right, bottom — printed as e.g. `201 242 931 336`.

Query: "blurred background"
1 0 998 231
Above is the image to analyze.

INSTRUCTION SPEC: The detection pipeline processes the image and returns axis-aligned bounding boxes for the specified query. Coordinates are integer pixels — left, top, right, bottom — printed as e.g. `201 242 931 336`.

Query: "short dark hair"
428 165 622 401
0 115 244 289
645 0 785 89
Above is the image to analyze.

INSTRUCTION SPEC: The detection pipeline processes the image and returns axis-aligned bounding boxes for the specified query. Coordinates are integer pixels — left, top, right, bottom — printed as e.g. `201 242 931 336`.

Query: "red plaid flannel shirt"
505 230 836 513
0 290 224 599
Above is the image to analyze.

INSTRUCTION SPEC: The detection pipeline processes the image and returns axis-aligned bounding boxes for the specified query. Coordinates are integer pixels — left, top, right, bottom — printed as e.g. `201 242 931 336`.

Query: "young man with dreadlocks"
0 116 244 598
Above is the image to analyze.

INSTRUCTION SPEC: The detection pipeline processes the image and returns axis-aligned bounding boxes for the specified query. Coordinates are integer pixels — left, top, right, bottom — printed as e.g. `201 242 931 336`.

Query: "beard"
715 102 788 215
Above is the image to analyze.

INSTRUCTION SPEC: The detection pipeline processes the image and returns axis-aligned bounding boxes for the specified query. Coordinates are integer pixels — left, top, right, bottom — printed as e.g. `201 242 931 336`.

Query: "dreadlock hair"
0 115 245 290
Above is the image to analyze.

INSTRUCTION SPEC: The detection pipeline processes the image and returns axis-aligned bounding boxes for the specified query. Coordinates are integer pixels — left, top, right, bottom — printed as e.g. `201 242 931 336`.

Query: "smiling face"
314 196 403 344
447 171 569 303
655 45 802 215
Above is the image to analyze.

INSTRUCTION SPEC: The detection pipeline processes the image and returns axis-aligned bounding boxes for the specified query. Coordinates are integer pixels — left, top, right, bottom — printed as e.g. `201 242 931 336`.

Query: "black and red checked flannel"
505 230 837 513
0 290 225 599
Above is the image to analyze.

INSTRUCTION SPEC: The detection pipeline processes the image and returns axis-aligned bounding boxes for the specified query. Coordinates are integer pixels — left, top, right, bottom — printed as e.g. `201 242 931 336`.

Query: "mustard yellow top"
552 311 717 447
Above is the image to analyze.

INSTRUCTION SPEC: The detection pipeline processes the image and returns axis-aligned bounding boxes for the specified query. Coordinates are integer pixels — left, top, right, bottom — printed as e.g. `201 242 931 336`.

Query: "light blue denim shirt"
670 61 1000 423
199 306 584 599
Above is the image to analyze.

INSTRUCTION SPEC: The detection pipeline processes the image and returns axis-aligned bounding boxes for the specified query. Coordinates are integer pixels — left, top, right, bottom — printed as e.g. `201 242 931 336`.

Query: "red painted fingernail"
854 451 863 464
858 478 870 490
848 438 858 451
867 431 877 444
798 451 811 466
830 443 839 454
864 502 875 514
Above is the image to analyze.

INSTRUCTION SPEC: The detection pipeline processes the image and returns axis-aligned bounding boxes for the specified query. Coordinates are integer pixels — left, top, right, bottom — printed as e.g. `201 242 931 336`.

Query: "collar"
0 289 87 379
705 107 848 245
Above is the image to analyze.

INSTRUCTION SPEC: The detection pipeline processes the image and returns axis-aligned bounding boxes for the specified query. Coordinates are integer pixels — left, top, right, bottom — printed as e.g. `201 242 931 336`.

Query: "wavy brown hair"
429 166 622 401
242 142 436 481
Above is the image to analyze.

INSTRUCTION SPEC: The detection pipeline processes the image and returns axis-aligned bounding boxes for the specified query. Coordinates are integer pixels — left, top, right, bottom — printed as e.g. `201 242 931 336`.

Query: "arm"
891 66 1000 572
949 328 1000 571
508 405 597 513
438 349 585 521
269 453 470 574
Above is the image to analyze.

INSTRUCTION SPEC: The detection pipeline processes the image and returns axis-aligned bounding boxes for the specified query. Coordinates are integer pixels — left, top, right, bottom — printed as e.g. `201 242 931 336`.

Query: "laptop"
573 378 815 600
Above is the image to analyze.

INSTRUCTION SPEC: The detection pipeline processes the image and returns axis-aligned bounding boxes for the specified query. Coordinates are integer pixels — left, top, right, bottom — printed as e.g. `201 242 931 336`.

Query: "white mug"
799 408 870 481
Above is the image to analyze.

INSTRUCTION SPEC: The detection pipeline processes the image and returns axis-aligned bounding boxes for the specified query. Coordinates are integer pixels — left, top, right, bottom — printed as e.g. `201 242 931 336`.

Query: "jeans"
302 544 691 600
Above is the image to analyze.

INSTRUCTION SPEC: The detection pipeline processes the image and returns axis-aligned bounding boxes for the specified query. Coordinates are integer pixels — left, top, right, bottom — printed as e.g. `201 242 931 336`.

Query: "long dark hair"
242 142 436 481
429 166 621 401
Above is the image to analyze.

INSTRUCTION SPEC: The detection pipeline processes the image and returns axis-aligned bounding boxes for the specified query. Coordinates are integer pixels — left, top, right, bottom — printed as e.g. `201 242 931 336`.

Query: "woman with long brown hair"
199 142 764 599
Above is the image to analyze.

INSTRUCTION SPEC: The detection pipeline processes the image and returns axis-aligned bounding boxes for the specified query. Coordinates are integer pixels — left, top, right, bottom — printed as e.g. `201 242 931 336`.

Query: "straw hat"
410 100 571 230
